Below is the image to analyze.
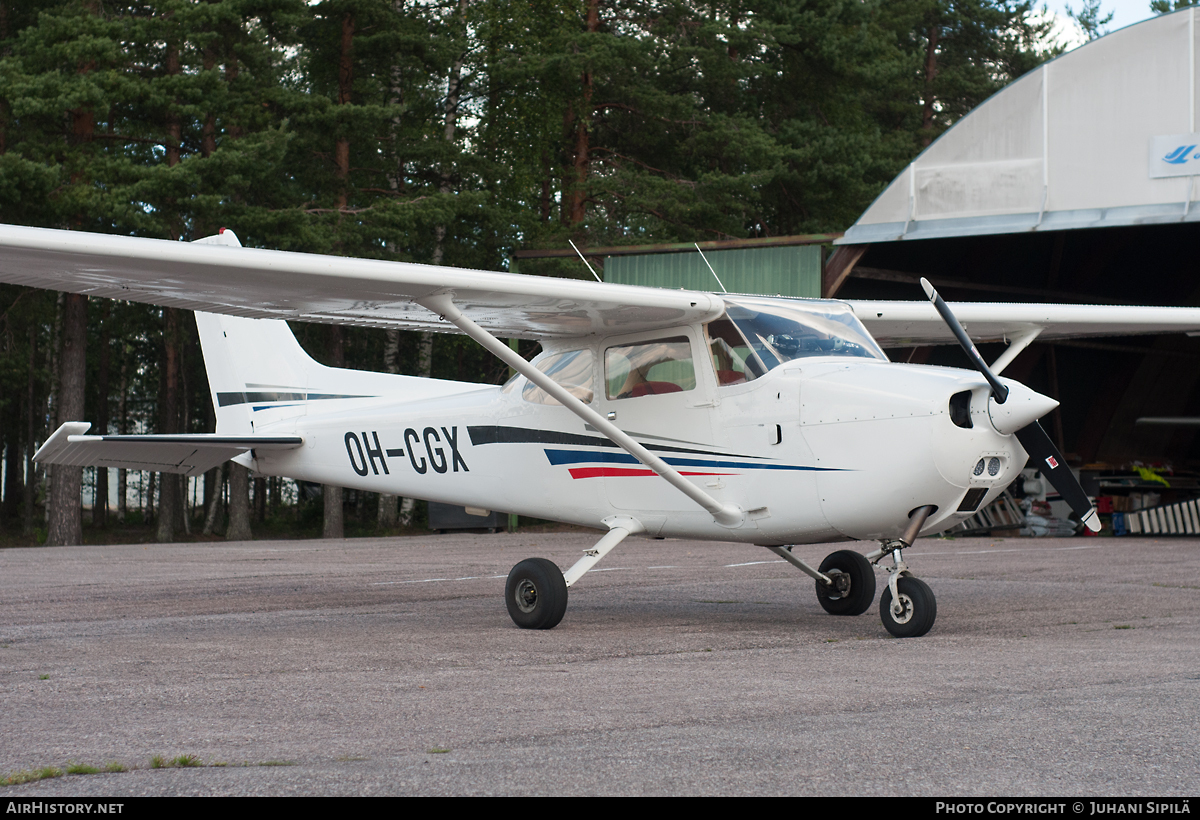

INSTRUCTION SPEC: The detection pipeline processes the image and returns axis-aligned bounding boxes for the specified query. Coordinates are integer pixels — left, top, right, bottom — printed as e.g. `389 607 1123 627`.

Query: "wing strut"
419 292 745 527
990 327 1042 375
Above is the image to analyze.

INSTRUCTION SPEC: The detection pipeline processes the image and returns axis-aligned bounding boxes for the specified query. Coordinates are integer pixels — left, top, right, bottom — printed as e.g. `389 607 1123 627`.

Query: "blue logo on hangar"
1163 144 1199 165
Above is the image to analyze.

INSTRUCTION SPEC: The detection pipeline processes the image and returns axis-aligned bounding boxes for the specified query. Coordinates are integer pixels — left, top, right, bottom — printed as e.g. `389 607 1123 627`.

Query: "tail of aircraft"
194 311 324 435
191 228 320 435
195 309 490 435
191 230 485 435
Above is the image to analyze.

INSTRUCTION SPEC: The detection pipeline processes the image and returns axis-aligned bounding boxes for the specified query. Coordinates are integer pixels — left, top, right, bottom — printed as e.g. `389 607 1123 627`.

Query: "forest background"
0 0 1102 545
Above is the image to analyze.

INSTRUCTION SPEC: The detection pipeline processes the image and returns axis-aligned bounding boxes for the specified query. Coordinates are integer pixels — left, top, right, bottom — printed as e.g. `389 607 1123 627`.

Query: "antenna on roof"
694 243 727 293
568 240 603 283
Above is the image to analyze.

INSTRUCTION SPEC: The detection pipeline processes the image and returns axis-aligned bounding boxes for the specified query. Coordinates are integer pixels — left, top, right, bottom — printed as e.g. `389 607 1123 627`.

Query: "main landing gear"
813 550 875 616
503 516 639 630
505 558 568 630
502 509 941 637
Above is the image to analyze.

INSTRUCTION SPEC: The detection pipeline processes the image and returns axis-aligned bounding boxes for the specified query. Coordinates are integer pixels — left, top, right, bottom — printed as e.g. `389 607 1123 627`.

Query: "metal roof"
604 245 822 298
840 7 1200 245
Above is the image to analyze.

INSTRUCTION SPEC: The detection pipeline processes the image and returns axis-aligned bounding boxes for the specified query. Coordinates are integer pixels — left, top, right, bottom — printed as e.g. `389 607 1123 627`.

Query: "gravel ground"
1 532 1197 796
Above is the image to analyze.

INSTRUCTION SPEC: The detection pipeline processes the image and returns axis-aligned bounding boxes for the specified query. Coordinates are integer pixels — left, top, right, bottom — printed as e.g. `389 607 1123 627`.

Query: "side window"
706 318 761 386
605 336 696 400
521 349 594 405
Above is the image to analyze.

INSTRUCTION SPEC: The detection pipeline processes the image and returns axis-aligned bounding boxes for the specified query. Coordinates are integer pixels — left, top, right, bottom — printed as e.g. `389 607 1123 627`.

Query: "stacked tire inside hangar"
824 7 1200 534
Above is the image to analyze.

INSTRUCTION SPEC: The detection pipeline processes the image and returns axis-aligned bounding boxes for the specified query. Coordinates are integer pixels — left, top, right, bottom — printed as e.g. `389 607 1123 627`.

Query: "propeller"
920 278 1100 533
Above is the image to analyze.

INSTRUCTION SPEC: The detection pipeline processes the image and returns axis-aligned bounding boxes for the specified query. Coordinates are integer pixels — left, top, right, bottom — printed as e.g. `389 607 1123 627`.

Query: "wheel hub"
890 593 914 624
827 569 851 599
514 579 539 613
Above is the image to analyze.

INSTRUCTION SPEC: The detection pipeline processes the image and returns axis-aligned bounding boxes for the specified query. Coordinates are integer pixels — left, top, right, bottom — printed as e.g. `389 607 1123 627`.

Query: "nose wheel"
864 504 939 638
879 575 937 638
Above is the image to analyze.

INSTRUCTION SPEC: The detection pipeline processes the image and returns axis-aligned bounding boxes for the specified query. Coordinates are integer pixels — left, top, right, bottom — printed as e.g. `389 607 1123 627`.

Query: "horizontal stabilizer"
35 423 303 477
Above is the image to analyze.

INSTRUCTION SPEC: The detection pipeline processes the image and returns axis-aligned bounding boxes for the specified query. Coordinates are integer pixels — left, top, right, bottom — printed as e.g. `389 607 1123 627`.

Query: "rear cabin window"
605 337 696 400
518 349 594 405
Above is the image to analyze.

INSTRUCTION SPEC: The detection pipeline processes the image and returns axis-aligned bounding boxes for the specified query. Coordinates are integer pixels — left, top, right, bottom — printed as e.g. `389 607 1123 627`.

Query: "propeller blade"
917 279 1097 533
1014 421 1101 532
920 278 1009 403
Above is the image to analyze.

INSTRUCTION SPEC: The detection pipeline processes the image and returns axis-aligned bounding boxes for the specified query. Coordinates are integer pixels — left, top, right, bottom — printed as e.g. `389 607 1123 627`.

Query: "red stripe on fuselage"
567 467 735 479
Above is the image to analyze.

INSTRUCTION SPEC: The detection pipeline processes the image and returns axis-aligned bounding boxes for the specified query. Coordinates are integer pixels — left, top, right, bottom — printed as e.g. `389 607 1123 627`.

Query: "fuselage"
244 345 1027 546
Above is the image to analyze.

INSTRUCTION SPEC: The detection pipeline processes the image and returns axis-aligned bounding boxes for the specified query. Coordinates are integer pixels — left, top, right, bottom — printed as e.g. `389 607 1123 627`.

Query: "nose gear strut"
864 504 938 637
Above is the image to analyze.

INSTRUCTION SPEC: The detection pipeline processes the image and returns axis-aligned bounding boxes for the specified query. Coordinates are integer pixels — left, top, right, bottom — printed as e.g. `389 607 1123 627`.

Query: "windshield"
723 297 887 370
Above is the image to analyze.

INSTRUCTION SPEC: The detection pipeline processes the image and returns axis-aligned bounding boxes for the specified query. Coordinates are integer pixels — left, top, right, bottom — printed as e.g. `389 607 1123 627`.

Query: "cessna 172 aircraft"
5 223 1200 638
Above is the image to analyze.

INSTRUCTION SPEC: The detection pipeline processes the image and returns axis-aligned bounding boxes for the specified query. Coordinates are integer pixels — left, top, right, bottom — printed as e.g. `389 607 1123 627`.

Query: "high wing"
35 423 304 477
4 223 1200 344
0 224 723 339
846 300 1200 348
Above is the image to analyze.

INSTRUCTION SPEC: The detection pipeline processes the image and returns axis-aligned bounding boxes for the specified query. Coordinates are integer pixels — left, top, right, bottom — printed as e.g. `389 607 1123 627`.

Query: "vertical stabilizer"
195 312 320 434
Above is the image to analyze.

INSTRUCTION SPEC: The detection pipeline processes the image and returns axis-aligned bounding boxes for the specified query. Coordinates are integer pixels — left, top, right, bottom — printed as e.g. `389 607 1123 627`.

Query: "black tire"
815 549 876 616
879 576 937 638
505 558 568 630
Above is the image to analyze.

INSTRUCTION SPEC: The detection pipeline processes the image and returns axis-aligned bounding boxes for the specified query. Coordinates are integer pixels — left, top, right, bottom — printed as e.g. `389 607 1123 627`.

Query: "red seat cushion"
629 381 684 397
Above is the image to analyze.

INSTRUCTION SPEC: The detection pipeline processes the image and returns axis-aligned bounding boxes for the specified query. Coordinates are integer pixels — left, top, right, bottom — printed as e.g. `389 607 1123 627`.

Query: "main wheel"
815 549 876 616
505 558 568 630
879 576 937 638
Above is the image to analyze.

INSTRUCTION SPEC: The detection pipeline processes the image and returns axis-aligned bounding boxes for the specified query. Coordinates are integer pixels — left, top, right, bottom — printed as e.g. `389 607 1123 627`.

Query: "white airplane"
5 223 1200 637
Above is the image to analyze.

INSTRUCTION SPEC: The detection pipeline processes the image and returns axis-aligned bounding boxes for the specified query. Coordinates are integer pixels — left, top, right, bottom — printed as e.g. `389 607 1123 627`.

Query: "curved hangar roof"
841 8 1200 244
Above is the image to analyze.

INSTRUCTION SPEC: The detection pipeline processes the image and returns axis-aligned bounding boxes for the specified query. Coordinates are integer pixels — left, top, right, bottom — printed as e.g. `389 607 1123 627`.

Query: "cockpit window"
515 349 595 405
706 319 763 386
723 297 887 369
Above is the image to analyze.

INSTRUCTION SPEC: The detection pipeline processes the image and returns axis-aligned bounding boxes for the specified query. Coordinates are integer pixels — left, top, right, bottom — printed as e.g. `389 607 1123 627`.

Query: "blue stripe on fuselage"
542 449 839 472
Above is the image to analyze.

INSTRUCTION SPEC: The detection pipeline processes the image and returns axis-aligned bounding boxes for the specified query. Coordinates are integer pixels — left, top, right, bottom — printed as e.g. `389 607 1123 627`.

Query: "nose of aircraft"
987 382 1059 435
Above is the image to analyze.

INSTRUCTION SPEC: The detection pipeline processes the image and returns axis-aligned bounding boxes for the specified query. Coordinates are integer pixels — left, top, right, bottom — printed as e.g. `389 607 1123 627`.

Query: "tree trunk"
398 331 434 526
2 404 21 524
116 356 127 521
335 12 354 210
377 328 401 529
92 302 110 526
146 470 155 522
566 0 599 230
203 463 224 535
255 476 266 522
921 24 939 147
43 292 63 524
323 325 345 538
47 293 87 546
386 0 405 197
156 307 183 542
226 462 252 540
23 323 37 533
156 34 185 538
431 0 468 266
201 354 217 532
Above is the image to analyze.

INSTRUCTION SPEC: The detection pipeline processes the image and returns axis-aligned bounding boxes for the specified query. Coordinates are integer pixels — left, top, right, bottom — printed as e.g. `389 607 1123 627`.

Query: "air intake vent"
949 391 973 429
958 487 988 512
